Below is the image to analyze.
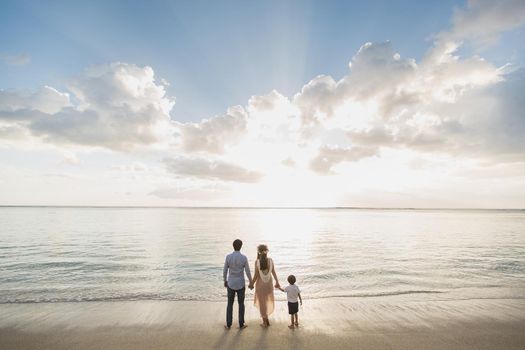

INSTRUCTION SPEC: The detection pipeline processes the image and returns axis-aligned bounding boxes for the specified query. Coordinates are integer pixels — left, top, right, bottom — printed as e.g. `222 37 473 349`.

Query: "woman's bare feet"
260 317 270 327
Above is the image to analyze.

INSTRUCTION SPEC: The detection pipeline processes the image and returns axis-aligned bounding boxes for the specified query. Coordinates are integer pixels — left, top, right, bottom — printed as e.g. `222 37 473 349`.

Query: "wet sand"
1 296 525 349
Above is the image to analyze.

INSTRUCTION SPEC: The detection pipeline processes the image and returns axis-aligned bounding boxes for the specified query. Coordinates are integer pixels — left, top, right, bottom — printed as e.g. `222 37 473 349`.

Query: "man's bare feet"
224 325 231 330
288 324 295 329
238 324 248 330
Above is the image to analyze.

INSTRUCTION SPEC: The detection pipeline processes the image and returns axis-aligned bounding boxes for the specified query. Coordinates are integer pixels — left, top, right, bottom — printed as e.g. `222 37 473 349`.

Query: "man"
223 239 253 329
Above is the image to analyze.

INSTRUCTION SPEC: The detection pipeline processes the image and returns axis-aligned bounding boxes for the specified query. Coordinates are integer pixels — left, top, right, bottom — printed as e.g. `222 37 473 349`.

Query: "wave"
0 290 447 304
0 294 203 304
316 290 445 298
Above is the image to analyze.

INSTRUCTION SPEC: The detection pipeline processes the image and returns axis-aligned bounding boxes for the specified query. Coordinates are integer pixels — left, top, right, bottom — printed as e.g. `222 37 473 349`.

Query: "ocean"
1 207 524 303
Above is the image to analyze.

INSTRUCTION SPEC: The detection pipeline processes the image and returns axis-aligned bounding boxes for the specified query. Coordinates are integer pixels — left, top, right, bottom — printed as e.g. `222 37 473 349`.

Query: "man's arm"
223 256 229 288
244 256 253 286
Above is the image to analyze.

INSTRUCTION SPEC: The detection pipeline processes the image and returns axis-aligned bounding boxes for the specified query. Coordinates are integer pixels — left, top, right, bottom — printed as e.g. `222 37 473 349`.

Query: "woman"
248 244 280 327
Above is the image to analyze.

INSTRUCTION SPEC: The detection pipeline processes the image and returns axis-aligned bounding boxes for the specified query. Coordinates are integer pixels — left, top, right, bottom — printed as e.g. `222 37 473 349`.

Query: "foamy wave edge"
0 290 451 304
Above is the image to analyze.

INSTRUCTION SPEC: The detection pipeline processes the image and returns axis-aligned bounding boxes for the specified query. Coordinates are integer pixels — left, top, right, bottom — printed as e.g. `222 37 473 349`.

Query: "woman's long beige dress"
254 258 274 317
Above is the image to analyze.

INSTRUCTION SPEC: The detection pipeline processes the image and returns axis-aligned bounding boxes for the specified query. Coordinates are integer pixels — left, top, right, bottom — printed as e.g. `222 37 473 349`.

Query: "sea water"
1 207 524 303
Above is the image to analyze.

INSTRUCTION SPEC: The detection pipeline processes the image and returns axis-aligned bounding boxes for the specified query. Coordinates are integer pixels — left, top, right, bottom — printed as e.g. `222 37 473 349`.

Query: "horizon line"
0 205 523 211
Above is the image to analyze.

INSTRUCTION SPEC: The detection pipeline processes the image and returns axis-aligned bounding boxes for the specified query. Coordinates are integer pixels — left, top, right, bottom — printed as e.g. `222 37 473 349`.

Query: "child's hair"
258 244 269 271
287 275 296 284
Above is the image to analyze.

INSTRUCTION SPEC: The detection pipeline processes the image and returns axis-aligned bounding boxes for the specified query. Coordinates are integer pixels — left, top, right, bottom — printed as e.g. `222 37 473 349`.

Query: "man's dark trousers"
226 287 245 327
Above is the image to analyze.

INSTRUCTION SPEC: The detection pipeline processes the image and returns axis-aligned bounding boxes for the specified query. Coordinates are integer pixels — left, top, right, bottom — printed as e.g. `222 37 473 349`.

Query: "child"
279 275 302 329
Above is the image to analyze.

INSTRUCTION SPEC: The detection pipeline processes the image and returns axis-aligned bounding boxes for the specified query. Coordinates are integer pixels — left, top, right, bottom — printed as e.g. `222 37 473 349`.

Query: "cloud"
0 63 175 150
68 63 174 115
0 53 30 66
164 156 263 183
150 184 228 201
60 151 80 166
442 0 525 48
175 105 247 154
309 145 378 174
344 41 417 99
166 30 522 182
343 66 525 161
0 86 70 115
440 68 525 160
111 162 149 172
286 33 516 170
0 124 31 141
293 41 417 128
2 36 521 178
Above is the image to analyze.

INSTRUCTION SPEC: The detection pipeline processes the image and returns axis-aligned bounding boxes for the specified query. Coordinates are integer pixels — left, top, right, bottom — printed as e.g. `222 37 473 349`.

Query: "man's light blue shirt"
223 251 252 290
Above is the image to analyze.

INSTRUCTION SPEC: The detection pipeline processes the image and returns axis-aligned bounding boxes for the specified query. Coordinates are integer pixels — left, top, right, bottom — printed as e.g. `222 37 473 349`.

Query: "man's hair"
287 275 296 285
233 239 243 251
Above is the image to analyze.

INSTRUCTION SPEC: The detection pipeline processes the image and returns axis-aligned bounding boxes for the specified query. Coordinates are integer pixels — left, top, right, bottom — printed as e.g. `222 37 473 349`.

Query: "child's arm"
298 293 302 305
278 287 285 292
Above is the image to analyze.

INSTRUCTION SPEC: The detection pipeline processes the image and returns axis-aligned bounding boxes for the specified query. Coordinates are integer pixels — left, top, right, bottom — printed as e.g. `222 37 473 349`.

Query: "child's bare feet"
295 322 299 327
288 324 295 329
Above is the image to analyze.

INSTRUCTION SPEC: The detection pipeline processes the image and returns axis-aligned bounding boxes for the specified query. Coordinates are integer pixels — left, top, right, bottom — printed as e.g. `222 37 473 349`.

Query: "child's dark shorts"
288 301 299 315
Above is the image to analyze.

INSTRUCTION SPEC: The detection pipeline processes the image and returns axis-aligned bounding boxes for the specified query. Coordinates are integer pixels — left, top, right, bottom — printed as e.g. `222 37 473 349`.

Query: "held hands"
248 283 254 290
274 282 280 289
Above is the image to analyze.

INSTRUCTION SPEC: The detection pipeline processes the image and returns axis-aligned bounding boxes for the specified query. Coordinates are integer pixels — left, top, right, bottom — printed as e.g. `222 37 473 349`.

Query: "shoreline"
2 296 525 349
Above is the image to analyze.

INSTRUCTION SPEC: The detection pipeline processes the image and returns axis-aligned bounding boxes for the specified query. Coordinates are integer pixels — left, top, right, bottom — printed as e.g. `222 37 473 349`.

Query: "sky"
1 0 525 208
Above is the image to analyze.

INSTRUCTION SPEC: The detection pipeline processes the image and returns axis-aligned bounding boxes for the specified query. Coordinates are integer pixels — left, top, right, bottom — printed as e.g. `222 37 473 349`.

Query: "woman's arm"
271 259 280 288
250 260 259 287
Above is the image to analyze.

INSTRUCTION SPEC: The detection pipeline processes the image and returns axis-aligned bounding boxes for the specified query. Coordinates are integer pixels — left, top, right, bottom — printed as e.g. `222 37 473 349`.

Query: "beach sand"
1 296 525 349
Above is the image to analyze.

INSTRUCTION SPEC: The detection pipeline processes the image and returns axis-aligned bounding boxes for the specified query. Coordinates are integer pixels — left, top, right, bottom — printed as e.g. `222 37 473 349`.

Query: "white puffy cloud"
294 41 417 128
0 62 175 150
175 105 247 154
165 31 522 185
67 63 173 115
